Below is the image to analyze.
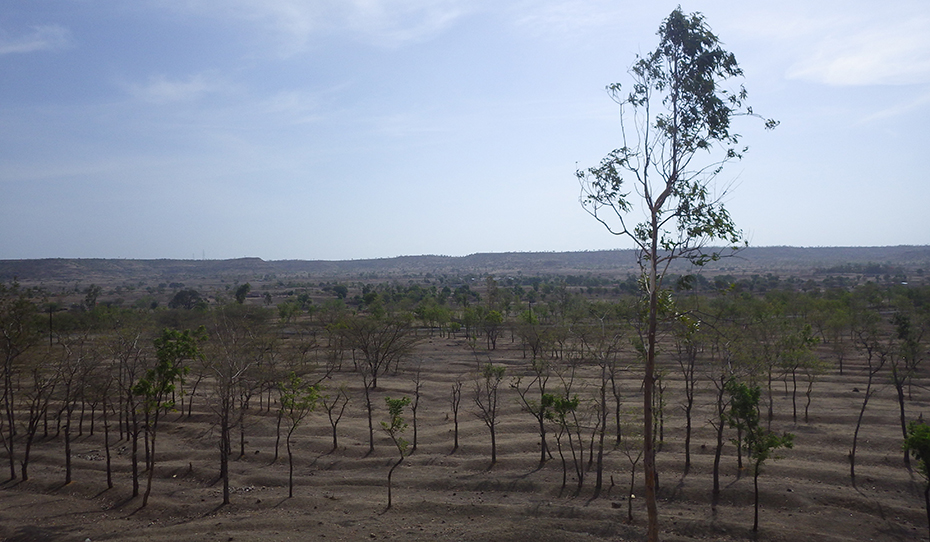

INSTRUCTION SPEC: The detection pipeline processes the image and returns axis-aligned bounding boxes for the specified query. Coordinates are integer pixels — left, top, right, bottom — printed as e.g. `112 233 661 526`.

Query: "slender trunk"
644 272 659 541
538 414 548 465
104 401 113 489
286 430 295 498
753 463 761 532
142 411 159 507
364 384 375 455
628 461 636 523
238 406 246 459
924 483 930 542
452 401 460 454
131 408 139 498
273 408 283 463
766 366 774 428
386 456 404 510
683 399 693 475
736 427 743 471
850 381 875 484
804 379 814 423
712 383 726 509
78 399 86 437
895 375 911 469
490 422 497 466
64 418 72 484
594 374 607 497
21 434 34 481
221 409 231 504
4 371 17 481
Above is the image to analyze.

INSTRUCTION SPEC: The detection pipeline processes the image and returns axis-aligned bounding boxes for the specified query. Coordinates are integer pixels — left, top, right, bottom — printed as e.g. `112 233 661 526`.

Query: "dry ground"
2 336 928 541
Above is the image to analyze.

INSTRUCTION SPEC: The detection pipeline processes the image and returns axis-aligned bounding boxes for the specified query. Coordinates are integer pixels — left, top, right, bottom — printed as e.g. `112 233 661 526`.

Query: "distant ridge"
1 246 928 284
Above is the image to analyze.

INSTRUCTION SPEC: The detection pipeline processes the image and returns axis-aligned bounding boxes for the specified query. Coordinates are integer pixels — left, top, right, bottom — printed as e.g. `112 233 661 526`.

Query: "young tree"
1 282 40 481
618 406 645 524
320 384 350 453
19 355 58 481
725 379 758 472
576 8 775 539
673 314 701 475
729 381 794 532
135 327 204 507
892 310 924 467
109 321 149 497
849 315 888 484
279 372 319 498
341 315 421 454
546 392 582 493
450 378 463 453
511 357 553 467
382 395 411 510
474 363 506 466
904 420 930 540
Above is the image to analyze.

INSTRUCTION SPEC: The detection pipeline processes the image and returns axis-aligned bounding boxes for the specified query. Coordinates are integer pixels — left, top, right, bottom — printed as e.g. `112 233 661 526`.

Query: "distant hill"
2 246 928 285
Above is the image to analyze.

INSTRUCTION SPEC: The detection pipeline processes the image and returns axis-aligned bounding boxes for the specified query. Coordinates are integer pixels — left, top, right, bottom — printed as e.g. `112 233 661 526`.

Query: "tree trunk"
753 464 761 532
364 384 375 455
712 382 726 509
104 402 113 489
386 456 404 510
64 419 72 484
287 431 295 498
895 375 911 469
924 483 930 542
221 409 231 505
490 422 497 466
643 273 659 541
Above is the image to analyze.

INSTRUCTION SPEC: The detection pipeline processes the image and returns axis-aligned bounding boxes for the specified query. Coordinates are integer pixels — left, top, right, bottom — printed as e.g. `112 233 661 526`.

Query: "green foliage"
748 425 794 468
168 289 205 310
280 372 320 421
134 327 205 411
545 393 580 427
234 283 251 304
382 396 412 455
481 363 506 382
577 8 776 269
332 284 349 300
725 379 760 444
905 420 930 482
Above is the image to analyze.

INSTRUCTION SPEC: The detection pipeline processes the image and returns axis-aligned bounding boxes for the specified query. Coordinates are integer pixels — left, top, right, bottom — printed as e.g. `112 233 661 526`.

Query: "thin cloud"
0 24 71 55
511 0 629 37
146 0 471 53
788 17 930 86
125 73 227 104
859 88 930 123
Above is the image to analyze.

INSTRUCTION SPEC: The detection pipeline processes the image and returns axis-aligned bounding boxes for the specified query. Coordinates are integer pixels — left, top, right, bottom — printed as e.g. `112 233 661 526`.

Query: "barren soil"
2 337 927 541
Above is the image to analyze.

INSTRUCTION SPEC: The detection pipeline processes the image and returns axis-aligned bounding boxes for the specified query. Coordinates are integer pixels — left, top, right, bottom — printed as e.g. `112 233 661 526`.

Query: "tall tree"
576 8 775 539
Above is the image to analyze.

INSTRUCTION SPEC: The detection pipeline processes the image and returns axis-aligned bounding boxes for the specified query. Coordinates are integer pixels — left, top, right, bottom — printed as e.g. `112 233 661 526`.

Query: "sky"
1 0 927 261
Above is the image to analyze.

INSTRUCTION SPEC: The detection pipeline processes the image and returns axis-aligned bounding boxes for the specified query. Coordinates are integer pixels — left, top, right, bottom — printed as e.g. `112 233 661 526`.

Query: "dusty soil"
2 336 927 542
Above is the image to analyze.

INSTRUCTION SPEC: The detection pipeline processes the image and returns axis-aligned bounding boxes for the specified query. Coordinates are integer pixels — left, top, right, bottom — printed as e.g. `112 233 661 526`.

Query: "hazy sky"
2 0 927 261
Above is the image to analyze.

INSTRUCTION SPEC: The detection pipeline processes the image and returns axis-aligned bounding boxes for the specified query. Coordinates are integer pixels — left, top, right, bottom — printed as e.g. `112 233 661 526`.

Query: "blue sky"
1 0 927 261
